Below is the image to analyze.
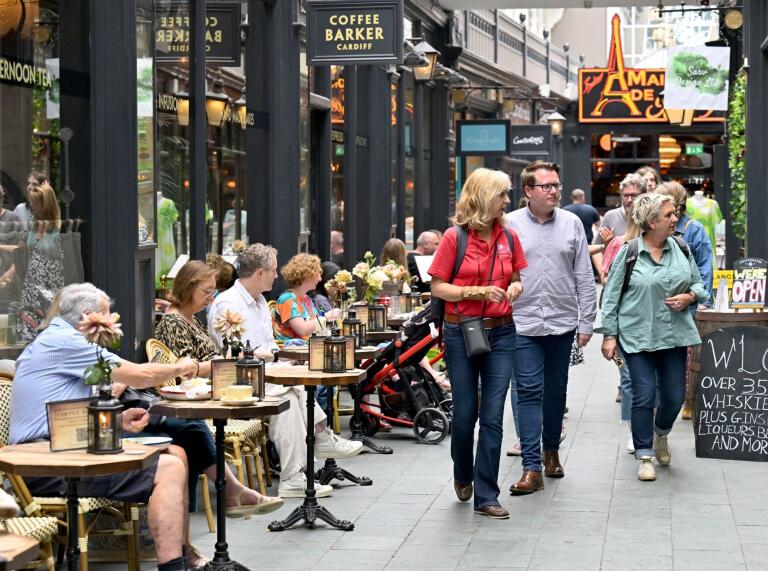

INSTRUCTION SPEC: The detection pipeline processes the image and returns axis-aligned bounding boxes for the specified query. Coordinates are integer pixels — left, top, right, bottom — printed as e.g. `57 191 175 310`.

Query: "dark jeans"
443 321 516 510
622 345 687 459
133 418 216 512
514 330 575 471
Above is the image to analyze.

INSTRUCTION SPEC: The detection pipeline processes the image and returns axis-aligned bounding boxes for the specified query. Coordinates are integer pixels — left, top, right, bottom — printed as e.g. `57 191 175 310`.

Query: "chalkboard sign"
693 325 768 462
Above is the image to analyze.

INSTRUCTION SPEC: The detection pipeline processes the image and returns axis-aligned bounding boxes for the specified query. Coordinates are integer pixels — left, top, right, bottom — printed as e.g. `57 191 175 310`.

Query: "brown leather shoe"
454 481 473 502
543 450 565 478
474 505 509 519
509 470 545 495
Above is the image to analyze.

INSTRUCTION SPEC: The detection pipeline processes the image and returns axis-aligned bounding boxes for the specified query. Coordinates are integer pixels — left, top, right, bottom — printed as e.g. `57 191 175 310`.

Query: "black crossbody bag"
457 246 500 357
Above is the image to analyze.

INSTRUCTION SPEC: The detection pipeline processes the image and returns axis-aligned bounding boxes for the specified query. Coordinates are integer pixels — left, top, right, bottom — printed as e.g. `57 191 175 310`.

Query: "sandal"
225 490 284 518
184 544 208 571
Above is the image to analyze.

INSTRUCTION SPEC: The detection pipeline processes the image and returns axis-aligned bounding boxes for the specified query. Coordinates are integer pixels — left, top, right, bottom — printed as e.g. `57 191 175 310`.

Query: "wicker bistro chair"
0 379 140 571
145 340 270 533
0 515 59 570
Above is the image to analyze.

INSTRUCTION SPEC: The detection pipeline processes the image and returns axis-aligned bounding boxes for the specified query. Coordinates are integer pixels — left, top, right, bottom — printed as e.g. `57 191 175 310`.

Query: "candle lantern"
323 327 347 373
342 308 366 349
367 303 387 332
409 292 422 311
87 385 123 454
235 340 265 399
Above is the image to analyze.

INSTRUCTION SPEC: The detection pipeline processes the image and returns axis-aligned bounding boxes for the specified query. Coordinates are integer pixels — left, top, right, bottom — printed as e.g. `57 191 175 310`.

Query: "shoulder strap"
620 238 640 300
449 225 468 284
672 235 691 258
503 228 515 257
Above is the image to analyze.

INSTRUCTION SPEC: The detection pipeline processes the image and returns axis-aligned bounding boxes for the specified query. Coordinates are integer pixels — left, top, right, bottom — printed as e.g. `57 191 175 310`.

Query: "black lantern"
87 385 123 454
342 309 366 349
235 341 265 399
410 292 422 311
367 303 387 332
323 327 347 373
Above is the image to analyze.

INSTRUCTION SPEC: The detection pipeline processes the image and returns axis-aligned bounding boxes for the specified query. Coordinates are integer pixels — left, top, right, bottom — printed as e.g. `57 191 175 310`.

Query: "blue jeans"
618 346 633 422
622 345 687 459
509 373 520 439
514 330 575 471
444 322 516 509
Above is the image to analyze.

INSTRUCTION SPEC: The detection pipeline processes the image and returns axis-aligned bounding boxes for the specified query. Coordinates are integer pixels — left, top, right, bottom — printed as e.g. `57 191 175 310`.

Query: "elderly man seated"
9 283 200 571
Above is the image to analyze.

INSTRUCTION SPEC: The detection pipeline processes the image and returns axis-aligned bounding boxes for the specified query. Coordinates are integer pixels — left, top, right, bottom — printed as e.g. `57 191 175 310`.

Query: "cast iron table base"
315 458 372 487
269 386 354 532
349 383 393 454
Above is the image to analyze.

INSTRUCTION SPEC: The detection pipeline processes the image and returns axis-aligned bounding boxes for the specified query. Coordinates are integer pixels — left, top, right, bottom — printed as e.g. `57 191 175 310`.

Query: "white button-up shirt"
207 280 278 352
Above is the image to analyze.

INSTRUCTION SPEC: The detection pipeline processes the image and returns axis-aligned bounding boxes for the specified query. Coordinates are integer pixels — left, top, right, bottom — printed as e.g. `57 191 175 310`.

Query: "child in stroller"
355 303 452 444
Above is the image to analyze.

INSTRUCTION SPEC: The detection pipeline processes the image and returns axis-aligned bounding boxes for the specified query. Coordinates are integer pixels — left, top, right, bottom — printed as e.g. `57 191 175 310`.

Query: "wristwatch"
271 347 280 363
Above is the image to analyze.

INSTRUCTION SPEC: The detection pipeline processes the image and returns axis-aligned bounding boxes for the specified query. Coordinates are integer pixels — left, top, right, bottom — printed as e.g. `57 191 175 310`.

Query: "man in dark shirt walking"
563 189 600 244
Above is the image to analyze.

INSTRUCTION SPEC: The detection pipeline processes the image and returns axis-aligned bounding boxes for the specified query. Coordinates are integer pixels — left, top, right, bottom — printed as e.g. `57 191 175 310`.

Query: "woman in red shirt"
430 168 527 519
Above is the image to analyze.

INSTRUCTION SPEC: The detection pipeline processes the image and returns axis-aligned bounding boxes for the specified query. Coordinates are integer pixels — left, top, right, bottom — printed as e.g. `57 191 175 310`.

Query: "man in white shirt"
208 243 362 497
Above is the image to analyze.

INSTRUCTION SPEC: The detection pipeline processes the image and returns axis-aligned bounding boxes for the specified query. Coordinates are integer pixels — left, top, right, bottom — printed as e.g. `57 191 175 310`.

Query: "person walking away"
599 193 707 481
563 189 600 245
504 160 597 495
430 168 526 519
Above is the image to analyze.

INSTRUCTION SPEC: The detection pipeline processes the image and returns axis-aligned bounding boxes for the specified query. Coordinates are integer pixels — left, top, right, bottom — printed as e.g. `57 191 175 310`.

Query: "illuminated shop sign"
308 0 403 65
578 14 724 124
155 1 241 65
0 56 53 89
456 120 510 156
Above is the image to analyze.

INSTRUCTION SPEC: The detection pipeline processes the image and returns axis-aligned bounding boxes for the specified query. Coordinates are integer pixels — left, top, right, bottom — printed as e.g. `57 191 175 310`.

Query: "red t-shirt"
428 223 528 318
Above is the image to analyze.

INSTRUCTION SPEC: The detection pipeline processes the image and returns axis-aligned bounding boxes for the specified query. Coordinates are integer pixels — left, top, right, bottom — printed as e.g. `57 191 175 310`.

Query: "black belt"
444 314 512 329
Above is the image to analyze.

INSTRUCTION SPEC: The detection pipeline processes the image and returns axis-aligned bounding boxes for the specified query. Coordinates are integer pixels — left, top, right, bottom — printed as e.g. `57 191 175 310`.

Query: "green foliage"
727 74 746 241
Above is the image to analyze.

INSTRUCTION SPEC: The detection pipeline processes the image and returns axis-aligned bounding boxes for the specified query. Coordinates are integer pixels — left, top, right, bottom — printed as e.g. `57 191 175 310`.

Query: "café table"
0 534 39 570
0 441 161 571
264 365 368 532
149 397 289 571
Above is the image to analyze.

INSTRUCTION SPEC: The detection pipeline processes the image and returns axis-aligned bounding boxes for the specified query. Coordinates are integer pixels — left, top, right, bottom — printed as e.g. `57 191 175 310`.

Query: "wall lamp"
547 111 566 138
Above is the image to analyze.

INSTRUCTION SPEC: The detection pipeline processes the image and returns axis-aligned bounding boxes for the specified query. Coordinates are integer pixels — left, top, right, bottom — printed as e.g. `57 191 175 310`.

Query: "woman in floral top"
155 260 283 515
274 254 340 341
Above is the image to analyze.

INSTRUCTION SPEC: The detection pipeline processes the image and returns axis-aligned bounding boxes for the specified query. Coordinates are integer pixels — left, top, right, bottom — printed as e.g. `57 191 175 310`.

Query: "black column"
395 71 406 242
313 67 332 260
246 0 301 271
413 80 425 240
358 66 392 255
342 66 358 269
745 0 768 258
430 82 450 231
89 0 138 357
188 0 207 261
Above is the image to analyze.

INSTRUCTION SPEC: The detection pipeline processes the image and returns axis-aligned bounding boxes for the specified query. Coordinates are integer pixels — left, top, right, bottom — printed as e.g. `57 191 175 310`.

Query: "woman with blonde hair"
600 193 707 481
17 182 64 341
429 168 527 519
154 260 284 516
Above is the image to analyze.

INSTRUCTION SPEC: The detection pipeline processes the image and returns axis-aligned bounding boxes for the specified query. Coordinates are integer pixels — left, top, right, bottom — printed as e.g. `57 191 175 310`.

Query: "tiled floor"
98 338 768 570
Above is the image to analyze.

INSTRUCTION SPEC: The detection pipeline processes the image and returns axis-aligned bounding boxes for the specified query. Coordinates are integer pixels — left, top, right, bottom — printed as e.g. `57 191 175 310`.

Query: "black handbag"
457 245 500 358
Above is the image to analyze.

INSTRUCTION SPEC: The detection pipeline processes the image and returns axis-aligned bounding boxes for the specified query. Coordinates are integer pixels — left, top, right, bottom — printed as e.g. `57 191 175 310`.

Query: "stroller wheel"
350 413 380 437
412 408 449 445
439 398 453 418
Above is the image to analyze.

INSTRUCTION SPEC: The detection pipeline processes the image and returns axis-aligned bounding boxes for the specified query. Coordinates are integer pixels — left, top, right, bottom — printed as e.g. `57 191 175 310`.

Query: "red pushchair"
352 303 452 444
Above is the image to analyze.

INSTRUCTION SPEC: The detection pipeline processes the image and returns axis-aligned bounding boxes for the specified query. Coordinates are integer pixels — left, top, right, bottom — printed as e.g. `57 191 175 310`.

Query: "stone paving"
100 338 768 570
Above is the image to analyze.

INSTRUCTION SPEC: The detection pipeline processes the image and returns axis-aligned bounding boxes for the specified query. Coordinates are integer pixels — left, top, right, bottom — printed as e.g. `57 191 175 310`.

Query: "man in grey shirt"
504 160 597 495
591 173 647 272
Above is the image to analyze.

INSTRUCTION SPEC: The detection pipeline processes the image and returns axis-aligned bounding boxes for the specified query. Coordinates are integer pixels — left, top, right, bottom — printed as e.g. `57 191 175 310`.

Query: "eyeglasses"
198 286 218 297
531 183 563 193
621 193 641 200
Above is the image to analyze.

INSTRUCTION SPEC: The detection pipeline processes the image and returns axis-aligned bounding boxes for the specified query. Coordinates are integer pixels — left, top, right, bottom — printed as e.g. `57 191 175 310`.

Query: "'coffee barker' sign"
308 0 403 65
155 1 241 65
693 325 768 462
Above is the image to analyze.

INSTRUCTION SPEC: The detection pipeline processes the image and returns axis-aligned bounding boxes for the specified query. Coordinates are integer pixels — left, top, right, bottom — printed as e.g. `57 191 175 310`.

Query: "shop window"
299 47 310 237
330 65 344 259
137 1 154 246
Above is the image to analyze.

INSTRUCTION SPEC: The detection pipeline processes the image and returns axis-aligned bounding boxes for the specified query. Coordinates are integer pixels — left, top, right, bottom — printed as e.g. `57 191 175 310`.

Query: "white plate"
124 436 173 446
221 397 259 406
160 389 211 401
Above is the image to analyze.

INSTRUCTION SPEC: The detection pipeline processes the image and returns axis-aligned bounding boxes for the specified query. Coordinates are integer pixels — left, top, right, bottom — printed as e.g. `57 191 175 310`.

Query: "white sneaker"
637 456 656 481
277 472 333 498
506 441 522 456
559 422 567 444
315 427 364 459
653 433 671 466
626 433 635 454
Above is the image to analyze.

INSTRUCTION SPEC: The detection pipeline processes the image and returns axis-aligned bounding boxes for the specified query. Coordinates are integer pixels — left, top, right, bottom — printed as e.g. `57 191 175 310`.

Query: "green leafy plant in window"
727 73 746 242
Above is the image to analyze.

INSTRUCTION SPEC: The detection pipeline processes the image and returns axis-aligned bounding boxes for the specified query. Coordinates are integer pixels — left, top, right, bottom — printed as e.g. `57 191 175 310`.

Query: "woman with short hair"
430 168 527 519
600 193 707 481
155 260 284 515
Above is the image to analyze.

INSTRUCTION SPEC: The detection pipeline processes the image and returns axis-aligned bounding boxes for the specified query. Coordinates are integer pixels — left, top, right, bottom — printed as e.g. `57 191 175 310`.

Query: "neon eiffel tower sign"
592 14 641 117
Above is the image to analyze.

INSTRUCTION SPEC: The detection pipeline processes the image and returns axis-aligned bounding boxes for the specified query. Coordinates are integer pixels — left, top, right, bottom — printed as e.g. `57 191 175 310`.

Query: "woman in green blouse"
599 193 707 482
